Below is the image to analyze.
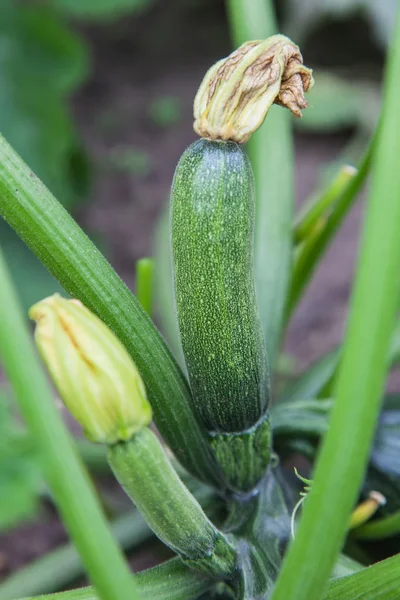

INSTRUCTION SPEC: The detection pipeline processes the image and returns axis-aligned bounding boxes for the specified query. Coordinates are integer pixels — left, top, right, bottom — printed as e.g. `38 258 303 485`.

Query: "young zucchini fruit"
171 36 313 492
171 139 270 492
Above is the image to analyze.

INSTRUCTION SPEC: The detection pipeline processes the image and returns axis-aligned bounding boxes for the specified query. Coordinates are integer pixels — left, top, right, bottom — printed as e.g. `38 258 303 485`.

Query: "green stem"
226 0 294 370
325 553 400 600
354 509 400 540
271 7 400 600
108 429 237 578
18 559 212 600
0 251 140 600
0 512 151 600
0 133 219 488
286 141 373 320
136 258 154 317
294 165 357 245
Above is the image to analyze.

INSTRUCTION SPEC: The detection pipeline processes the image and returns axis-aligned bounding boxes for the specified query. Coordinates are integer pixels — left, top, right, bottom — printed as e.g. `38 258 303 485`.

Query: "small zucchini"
171 139 271 491
171 37 313 491
172 138 269 434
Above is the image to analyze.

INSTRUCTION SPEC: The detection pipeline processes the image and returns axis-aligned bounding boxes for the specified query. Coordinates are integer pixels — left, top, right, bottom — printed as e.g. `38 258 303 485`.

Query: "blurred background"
0 0 397 582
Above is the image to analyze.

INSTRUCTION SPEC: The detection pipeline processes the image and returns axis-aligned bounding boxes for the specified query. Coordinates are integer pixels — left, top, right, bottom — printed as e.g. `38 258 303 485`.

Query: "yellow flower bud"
193 34 314 144
29 294 152 444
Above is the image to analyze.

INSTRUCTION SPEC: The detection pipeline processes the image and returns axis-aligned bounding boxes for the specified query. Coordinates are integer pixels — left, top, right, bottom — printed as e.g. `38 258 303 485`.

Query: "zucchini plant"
1 0 400 599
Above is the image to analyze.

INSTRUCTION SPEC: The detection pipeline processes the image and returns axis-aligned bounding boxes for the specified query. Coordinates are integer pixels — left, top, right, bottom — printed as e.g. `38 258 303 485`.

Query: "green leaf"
106 147 151 177
148 96 182 128
52 0 153 20
0 2 90 308
271 399 332 441
0 222 64 312
325 552 400 600
279 350 339 404
296 72 362 133
19 558 212 600
272 395 400 504
370 395 400 478
0 3 89 207
0 389 41 530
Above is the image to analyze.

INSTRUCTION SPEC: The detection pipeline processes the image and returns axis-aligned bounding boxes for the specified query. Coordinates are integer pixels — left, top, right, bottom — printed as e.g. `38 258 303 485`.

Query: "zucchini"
171 138 270 490
171 36 313 491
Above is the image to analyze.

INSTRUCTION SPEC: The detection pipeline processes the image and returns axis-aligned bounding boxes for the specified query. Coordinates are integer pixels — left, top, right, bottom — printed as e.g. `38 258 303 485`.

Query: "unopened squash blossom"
194 34 314 143
29 294 152 444
172 35 313 492
30 294 237 579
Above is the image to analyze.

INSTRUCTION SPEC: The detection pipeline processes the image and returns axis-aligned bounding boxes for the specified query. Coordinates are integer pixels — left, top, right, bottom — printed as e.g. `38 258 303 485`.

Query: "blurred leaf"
275 353 298 377
0 389 41 530
362 393 400 512
52 0 153 20
298 73 361 132
279 350 339 404
271 399 332 442
280 319 400 405
286 142 373 321
149 96 182 128
106 146 151 176
0 222 64 311
389 319 400 364
370 395 400 479
0 2 90 307
297 72 381 134
325 551 400 599
0 3 89 207
273 394 400 513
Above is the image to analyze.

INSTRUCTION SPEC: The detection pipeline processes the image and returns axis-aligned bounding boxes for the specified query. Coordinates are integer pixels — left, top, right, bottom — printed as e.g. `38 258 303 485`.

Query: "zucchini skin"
171 139 269 434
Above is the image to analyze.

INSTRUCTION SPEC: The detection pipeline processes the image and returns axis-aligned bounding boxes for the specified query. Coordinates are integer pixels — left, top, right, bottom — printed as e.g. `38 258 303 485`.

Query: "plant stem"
108 429 237 578
0 133 219 488
18 559 212 600
286 142 373 320
271 6 400 600
0 251 140 600
0 512 151 600
226 0 294 370
326 553 400 600
136 258 154 317
294 165 357 244
354 509 400 540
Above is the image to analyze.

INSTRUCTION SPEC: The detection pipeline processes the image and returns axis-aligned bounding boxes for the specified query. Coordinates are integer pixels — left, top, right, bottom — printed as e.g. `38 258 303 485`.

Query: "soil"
1 0 395 587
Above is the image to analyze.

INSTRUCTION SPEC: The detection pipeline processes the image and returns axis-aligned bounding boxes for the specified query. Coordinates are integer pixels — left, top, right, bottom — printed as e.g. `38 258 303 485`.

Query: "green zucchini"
171 138 270 489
